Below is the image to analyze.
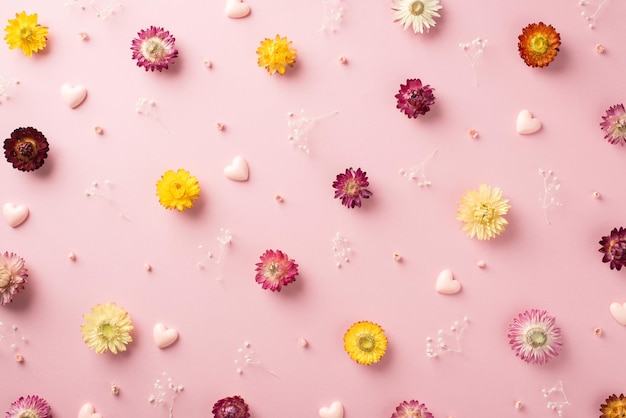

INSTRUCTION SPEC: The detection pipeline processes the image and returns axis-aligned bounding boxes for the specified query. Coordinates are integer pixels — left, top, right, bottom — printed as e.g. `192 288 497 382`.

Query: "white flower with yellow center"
392 0 442 34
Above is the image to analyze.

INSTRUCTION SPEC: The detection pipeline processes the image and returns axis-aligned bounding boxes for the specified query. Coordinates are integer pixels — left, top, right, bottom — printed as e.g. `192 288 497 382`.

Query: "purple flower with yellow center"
212 396 250 418
395 78 435 118
0 251 28 306
255 249 298 292
3 127 49 172
507 309 562 365
332 167 372 208
599 227 626 271
131 26 178 72
391 400 434 418
600 104 626 146
5 395 51 418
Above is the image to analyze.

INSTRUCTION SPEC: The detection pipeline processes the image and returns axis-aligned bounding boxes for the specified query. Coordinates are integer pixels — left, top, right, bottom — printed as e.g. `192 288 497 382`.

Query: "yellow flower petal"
4 11 48 56
156 169 200 211
456 184 510 240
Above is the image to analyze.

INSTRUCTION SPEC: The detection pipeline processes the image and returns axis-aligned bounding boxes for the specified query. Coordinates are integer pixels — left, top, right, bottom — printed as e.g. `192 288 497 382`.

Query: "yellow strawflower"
256 35 297 75
344 321 388 365
81 303 134 354
156 169 200 211
4 11 48 56
456 184 510 240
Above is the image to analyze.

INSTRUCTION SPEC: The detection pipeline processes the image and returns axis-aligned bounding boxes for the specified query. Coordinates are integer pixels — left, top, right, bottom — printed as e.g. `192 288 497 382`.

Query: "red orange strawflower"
518 22 560 68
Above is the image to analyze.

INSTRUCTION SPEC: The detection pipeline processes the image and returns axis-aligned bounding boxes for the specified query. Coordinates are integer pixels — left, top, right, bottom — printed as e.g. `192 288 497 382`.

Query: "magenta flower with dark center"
600 104 626 145
395 78 435 118
5 395 51 418
255 249 299 292
212 396 250 418
3 127 49 172
131 26 178 72
391 400 434 418
599 227 626 271
332 167 373 208
507 309 562 365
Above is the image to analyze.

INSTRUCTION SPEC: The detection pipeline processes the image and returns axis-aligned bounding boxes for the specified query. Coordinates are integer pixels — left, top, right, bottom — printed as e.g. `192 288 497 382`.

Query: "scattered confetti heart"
61 84 88 109
225 0 251 18
3 202 29 228
224 156 249 181
319 401 343 418
435 269 461 295
516 109 541 134
78 403 103 418
153 323 179 348
609 302 626 326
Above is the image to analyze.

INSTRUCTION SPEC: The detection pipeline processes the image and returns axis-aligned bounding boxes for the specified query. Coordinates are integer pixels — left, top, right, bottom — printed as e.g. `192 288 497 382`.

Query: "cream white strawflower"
392 0 442 34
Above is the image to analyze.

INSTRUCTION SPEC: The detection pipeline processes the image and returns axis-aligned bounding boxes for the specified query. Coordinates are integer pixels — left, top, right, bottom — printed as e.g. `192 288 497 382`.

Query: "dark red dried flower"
212 396 250 418
599 227 626 271
3 127 49 172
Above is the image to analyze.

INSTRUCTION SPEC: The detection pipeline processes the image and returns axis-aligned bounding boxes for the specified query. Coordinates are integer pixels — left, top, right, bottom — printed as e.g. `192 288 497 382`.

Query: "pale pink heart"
78 403 103 418
153 323 179 348
609 302 626 326
3 202 29 228
516 109 542 134
435 269 461 295
224 156 249 181
61 84 88 109
319 401 343 418
225 0 251 18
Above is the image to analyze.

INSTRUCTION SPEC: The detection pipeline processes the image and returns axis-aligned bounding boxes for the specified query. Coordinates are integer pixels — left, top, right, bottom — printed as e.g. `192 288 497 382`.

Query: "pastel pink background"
2 0 626 417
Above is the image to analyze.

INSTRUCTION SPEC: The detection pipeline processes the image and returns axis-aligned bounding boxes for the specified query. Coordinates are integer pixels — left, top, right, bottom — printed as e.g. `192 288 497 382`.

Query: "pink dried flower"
395 78 435 118
6 395 51 418
391 400 434 418
600 104 626 146
131 26 178 72
332 167 373 208
0 251 28 305
255 250 298 292
212 395 250 418
507 309 562 365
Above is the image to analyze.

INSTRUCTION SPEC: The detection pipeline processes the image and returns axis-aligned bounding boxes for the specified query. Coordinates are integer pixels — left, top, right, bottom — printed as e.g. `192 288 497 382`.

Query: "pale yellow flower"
81 303 133 354
456 184 510 240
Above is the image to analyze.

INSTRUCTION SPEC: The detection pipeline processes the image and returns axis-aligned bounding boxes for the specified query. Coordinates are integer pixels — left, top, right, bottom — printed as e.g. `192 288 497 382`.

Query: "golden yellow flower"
343 321 388 365
156 169 200 211
456 184 510 240
4 11 48 57
600 394 626 418
81 303 134 354
256 35 297 76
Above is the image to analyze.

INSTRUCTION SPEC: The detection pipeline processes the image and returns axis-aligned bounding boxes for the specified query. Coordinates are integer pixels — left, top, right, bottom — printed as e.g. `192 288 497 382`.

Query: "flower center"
142 37 167 62
344 178 361 196
16 410 38 418
265 262 284 282
170 182 185 199
529 34 550 55
410 1 425 15
616 116 626 133
99 323 116 340
357 334 375 352
526 327 547 348
19 27 34 42
0 270 11 289
473 202 495 224
222 405 239 418
15 139 37 161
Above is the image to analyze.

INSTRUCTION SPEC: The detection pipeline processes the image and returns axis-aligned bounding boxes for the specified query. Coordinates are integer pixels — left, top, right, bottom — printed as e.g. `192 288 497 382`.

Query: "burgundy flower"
600 104 626 146
395 78 435 118
599 227 626 271
3 127 49 172
131 26 178 72
212 395 250 418
332 167 372 208
255 250 298 292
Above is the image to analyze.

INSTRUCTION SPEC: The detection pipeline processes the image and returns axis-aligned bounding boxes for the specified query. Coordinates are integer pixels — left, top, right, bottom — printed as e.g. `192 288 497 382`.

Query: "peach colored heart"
225 0 251 18
61 84 88 109
224 156 249 181
3 202 29 228
609 302 626 326
78 403 103 418
516 109 541 134
435 269 461 295
153 323 179 348
319 401 343 418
